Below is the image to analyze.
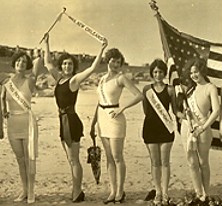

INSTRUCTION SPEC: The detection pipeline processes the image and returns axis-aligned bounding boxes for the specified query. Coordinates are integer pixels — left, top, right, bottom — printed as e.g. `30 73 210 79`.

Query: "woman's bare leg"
160 142 173 200
146 144 162 196
101 137 117 200
109 138 125 200
9 139 28 201
62 141 83 200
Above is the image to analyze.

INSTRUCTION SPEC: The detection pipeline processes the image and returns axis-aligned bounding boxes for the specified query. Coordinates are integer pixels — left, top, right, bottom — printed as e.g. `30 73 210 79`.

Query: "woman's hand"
177 111 186 120
43 33 49 44
102 38 108 51
193 125 204 137
3 111 9 119
109 108 124 119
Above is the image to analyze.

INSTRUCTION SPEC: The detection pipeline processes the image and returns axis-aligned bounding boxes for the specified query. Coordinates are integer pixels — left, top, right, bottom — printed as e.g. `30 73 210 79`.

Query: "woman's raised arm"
69 40 108 91
43 33 60 81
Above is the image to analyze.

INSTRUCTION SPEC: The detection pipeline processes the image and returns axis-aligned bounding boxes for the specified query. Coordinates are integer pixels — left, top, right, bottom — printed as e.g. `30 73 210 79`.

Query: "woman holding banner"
179 58 220 203
1 52 42 203
142 59 177 205
90 48 143 204
43 33 107 202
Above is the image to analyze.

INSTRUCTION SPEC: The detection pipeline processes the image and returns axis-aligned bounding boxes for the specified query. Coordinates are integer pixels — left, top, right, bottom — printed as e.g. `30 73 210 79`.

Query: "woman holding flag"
142 59 177 205
43 33 107 202
179 58 220 203
1 52 42 203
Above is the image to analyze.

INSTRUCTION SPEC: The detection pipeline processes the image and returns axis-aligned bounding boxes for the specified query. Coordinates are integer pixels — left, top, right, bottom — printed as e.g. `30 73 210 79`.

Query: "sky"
1 0 222 66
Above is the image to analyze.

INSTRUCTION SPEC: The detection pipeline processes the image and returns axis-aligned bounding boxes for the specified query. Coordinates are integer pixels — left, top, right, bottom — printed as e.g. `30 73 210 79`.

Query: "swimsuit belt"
59 105 75 115
99 103 119 109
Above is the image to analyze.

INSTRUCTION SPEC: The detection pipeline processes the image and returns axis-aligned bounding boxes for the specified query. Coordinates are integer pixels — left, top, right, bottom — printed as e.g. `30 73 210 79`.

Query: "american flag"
154 13 222 149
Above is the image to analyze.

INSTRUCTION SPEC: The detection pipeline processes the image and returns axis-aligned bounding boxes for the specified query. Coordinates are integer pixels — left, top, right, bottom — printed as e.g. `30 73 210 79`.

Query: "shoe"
103 198 115 204
27 196 35 204
199 196 210 206
162 194 169 205
72 191 85 203
14 193 27 202
153 193 162 205
115 192 126 203
144 189 156 201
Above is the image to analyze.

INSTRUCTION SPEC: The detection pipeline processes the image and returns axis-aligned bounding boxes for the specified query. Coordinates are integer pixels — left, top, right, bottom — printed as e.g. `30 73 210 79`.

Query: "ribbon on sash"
64 12 106 43
146 89 174 133
4 79 38 174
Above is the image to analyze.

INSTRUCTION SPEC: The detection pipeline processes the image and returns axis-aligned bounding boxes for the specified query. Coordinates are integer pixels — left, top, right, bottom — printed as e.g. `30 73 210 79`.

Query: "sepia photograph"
0 1 222 205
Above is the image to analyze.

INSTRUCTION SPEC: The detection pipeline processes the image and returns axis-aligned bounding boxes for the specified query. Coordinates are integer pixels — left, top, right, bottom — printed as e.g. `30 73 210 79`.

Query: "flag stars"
181 49 184 53
183 41 187 45
187 51 191 55
170 36 174 40
176 39 180 42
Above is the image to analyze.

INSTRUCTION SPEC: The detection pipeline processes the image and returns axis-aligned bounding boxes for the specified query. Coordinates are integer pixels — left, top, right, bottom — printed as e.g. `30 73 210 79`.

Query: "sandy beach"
1 83 222 206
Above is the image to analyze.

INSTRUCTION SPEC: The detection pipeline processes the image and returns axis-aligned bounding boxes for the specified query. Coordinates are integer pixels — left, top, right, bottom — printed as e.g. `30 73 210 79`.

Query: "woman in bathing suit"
90 48 143 204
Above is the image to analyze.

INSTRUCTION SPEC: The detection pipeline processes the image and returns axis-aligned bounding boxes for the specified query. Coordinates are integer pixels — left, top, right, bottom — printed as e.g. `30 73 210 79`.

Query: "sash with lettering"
146 88 174 133
185 92 207 151
5 79 38 174
188 92 206 124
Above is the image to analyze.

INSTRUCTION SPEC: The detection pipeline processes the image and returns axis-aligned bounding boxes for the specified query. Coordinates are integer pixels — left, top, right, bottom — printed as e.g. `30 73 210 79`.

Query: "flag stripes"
155 13 222 149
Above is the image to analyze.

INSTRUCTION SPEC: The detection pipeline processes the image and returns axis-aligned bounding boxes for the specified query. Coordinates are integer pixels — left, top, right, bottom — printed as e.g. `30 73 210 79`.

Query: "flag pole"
148 0 194 133
39 7 66 44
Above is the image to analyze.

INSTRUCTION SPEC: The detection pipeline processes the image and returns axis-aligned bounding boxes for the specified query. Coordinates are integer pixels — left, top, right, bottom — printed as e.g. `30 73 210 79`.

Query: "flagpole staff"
39 7 66 44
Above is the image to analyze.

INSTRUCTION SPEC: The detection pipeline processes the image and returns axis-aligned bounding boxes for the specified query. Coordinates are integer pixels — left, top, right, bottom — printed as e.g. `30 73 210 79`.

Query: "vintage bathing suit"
55 78 83 146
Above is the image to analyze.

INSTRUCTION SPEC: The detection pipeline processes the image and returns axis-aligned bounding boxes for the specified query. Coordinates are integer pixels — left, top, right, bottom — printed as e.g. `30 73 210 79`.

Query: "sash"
186 92 206 151
188 92 205 125
98 77 111 105
146 89 174 133
4 79 38 174
64 12 106 43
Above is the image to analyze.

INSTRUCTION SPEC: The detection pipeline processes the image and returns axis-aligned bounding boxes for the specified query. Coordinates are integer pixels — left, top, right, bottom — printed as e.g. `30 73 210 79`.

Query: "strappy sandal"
153 193 162 205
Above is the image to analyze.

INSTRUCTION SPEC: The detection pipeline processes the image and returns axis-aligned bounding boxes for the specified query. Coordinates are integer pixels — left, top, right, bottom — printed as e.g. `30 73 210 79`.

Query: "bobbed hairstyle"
149 58 168 78
104 48 125 66
57 53 79 75
11 51 33 70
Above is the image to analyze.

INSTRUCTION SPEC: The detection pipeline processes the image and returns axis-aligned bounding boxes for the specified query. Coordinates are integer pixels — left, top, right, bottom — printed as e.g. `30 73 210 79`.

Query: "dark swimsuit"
142 84 174 144
55 78 83 146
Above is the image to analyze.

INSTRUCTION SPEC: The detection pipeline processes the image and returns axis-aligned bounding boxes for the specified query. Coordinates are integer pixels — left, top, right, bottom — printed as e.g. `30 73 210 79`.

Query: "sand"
0 83 222 206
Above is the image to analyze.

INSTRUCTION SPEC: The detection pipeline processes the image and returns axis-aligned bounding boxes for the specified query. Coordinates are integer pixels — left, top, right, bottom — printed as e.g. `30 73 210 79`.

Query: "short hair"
57 53 79 75
11 51 33 70
104 48 125 66
149 59 168 78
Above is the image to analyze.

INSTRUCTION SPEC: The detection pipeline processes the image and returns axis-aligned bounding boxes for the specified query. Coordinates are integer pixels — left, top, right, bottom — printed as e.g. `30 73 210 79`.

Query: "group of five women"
0 34 220 205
